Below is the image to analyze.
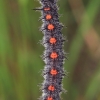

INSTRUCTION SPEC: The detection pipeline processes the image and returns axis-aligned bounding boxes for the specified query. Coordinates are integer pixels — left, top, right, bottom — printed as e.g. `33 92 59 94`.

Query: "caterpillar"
33 0 67 100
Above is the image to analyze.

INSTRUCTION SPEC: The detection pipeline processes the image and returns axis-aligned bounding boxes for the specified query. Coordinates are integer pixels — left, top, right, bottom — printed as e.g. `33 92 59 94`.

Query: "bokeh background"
0 0 100 100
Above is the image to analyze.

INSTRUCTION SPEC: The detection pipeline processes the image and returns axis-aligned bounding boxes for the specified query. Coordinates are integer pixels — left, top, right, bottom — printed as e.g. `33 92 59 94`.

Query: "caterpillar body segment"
34 0 67 99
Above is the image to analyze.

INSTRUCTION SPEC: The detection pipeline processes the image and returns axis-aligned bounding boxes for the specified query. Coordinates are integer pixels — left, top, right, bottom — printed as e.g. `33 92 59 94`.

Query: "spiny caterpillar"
33 0 67 99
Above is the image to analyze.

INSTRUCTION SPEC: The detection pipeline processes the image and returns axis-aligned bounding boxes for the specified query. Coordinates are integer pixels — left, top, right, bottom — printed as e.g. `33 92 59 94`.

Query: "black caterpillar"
33 0 67 100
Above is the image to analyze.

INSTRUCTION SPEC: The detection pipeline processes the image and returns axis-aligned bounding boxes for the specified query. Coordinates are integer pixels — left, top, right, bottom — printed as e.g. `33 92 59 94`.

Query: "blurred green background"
0 0 100 100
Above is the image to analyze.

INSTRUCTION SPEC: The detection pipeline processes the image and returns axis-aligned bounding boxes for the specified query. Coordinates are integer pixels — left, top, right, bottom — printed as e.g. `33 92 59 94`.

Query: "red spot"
49 37 56 44
50 69 58 75
47 97 53 100
47 24 54 30
48 85 55 91
50 52 58 59
44 7 50 11
46 14 52 20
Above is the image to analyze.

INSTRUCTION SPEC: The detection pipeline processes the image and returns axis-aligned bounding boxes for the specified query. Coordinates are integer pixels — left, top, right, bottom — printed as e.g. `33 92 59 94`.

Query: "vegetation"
0 0 100 100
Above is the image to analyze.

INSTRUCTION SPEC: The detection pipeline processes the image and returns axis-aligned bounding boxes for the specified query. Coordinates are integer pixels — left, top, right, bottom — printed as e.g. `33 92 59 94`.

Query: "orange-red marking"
47 97 53 100
50 69 58 75
48 85 55 91
50 52 58 59
47 24 54 30
46 14 52 20
49 37 56 44
44 7 50 11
